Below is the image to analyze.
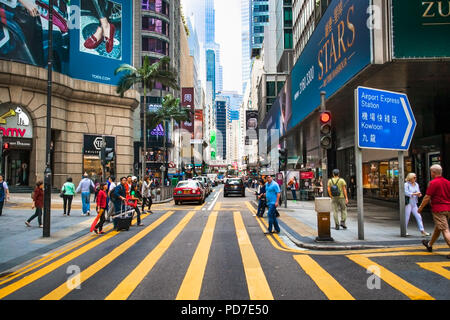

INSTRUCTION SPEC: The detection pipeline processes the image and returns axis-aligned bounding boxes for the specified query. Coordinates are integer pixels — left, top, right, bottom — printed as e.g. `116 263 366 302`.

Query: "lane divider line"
347 254 435 300
105 211 197 300
41 211 176 300
233 211 274 300
176 211 218 300
293 255 355 300
416 261 450 280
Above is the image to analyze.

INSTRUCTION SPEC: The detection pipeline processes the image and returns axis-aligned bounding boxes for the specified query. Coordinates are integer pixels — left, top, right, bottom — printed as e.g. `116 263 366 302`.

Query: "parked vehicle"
173 180 206 205
224 178 245 197
193 176 211 196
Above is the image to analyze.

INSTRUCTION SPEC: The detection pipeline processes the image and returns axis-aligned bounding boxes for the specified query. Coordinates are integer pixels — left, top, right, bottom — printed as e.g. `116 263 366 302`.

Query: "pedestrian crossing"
0 201 448 300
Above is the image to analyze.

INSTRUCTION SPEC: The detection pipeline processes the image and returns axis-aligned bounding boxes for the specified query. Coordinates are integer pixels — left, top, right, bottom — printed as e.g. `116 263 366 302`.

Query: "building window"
266 81 276 97
142 0 169 16
142 17 169 37
284 29 293 49
142 37 169 55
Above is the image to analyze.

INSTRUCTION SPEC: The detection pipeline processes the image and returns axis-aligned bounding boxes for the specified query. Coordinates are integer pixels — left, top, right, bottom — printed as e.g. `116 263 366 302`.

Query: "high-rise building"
251 0 270 58
215 98 227 161
241 0 252 94
133 0 182 176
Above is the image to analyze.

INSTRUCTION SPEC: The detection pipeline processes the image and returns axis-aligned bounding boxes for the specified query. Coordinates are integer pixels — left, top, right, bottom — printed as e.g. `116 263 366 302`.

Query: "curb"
249 200 400 251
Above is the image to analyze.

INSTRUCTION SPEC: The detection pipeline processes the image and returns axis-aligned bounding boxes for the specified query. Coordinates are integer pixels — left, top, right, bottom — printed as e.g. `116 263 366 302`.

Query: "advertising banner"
83 134 115 156
245 110 258 145
181 88 194 138
290 0 372 130
392 0 450 58
0 0 132 86
194 109 203 142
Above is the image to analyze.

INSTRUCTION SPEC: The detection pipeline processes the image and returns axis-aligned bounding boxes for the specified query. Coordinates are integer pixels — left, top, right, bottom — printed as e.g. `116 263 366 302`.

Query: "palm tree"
148 94 192 183
115 56 179 178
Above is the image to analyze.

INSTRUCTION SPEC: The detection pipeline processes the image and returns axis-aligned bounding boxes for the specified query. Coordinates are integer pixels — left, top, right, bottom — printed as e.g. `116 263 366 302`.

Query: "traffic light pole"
320 92 328 194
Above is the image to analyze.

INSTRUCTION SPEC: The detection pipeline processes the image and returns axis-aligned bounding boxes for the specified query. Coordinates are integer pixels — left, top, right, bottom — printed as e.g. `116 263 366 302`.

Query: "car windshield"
227 179 242 185
177 181 198 188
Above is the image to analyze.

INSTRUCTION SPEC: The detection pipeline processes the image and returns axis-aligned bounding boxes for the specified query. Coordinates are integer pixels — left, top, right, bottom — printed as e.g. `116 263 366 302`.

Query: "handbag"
60 185 65 198
405 196 409 205
275 209 280 217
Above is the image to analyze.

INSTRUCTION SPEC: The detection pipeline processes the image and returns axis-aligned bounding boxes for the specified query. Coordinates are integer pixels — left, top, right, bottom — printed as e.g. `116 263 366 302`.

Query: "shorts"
432 211 450 231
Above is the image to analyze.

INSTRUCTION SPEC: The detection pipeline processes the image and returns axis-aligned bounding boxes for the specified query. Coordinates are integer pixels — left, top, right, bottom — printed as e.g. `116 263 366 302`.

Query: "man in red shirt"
418 165 450 258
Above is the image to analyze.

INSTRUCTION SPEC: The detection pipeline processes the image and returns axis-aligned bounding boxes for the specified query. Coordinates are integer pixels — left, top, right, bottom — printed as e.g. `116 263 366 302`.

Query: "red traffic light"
3 142 9 150
320 111 331 124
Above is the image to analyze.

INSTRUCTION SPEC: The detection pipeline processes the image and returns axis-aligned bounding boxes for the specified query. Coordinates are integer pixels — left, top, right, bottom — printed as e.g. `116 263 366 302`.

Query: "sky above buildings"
214 0 242 94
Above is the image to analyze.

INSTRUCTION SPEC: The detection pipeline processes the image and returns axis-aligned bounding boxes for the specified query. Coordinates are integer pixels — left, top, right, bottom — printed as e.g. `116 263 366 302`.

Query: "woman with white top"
405 173 430 236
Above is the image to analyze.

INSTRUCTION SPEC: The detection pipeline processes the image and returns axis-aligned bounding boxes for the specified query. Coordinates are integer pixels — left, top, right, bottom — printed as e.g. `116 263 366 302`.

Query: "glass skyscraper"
251 0 269 57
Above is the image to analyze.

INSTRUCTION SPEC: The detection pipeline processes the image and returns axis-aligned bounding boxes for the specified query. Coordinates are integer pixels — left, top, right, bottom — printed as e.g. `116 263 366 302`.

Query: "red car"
173 180 206 205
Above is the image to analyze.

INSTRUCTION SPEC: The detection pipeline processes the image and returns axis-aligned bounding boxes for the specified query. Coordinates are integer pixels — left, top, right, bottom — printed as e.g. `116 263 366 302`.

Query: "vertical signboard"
245 110 258 145
392 0 450 58
194 110 203 142
181 88 194 138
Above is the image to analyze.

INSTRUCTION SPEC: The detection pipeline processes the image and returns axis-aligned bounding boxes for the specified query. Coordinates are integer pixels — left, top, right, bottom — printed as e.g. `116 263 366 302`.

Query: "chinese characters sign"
356 87 416 151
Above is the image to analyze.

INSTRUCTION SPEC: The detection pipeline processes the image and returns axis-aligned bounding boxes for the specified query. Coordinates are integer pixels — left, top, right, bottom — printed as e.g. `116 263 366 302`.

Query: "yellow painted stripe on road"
0 212 151 299
293 255 355 300
41 211 176 300
176 211 218 300
105 211 196 300
0 231 117 300
233 211 273 300
347 254 435 300
417 262 450 280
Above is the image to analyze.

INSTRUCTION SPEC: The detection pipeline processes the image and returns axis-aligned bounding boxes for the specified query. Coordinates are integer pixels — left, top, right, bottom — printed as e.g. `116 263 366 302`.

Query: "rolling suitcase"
112 206 134 231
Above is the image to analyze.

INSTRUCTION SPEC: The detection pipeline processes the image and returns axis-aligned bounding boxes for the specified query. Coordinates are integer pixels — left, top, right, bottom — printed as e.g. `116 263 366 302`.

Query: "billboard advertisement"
392 0 450 58
181 88 194 138
290 0 372 130
194 109 203 142
245 110 258 145
0 0 132 86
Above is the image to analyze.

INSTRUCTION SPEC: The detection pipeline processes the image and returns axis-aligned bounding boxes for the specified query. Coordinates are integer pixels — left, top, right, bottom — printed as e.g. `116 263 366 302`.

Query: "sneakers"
421 232 431 237
81 213 86 216
93 228 98 234
25 221 31 227
340 223 347 230
422 239 432 252
335 225 340 230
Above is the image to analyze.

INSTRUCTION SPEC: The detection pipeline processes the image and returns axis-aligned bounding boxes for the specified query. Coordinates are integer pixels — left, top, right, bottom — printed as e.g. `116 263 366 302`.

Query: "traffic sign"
356 87 416 150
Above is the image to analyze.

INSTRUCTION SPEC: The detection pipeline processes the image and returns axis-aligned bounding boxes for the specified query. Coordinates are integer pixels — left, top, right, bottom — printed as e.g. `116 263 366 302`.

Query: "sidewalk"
250 194 442 250
0 193 173 274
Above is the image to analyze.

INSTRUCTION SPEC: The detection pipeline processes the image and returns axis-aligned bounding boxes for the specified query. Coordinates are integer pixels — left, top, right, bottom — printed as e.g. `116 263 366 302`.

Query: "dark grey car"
224 178 245 197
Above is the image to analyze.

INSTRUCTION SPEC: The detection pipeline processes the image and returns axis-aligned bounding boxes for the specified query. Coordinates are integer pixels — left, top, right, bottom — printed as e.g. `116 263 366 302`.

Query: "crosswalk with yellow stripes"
0 201 448 300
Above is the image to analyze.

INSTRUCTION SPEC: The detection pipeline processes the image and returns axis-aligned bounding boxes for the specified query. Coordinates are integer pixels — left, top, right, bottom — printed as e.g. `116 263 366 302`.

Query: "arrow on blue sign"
356 87 416 151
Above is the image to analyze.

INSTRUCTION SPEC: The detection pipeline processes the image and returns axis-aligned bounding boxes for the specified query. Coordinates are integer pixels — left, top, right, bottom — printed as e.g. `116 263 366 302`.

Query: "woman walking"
25 181 44 228
405 173 430 236
62 177 76 216
93 183 108 234
141 176 153 214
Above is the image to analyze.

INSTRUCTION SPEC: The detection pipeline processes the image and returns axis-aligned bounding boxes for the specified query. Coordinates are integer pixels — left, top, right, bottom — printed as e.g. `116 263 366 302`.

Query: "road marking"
233 211 273 300
176 211 218 300
293 255 355 300
40 211 176 300
0 211 151 299
347 254 435 300
208 190 221 211
105 211 196 300
416 262 450 280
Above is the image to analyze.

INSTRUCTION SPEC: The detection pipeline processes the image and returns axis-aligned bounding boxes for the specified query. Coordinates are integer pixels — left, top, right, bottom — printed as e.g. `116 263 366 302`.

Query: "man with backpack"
327 169 349 230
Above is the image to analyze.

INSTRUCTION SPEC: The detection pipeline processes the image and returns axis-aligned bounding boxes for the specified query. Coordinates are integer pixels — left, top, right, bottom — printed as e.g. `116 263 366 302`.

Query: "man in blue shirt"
264 175 281 234
76 173 95 216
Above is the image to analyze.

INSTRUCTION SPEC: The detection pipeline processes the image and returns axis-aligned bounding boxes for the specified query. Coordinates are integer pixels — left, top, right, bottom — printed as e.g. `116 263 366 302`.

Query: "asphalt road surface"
0 185 448 301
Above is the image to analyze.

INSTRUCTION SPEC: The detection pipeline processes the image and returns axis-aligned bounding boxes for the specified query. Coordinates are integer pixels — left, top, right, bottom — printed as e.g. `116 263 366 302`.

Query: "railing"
154 186 174 202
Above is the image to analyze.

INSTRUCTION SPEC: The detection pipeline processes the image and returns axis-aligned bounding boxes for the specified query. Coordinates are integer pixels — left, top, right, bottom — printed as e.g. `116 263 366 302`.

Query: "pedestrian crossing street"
0 200 448 300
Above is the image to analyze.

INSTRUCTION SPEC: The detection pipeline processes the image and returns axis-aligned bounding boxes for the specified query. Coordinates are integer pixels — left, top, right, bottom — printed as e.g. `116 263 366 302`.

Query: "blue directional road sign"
356 87 416 150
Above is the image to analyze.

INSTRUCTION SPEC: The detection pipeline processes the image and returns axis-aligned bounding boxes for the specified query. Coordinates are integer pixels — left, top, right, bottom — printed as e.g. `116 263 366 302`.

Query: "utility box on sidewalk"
315 197 334 242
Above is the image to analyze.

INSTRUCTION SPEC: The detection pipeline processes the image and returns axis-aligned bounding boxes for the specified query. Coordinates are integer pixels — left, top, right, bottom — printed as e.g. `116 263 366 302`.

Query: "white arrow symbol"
400 97 412 147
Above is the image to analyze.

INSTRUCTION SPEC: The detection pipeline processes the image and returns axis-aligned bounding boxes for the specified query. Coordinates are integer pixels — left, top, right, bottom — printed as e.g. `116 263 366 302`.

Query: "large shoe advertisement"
0 0 132 86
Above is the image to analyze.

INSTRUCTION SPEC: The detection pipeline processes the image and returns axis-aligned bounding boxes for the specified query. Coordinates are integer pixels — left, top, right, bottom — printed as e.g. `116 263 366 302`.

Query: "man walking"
418 165 450 258
328 169 349 230
264 175 281 235
0 174 10 216
76 173 95 216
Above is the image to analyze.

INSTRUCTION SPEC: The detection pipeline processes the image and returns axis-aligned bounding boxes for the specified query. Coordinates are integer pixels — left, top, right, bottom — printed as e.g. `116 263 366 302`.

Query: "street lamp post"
43 1 54 238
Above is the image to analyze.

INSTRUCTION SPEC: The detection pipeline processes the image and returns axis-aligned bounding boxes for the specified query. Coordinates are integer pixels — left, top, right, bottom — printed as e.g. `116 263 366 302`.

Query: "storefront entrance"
3 149 31 186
